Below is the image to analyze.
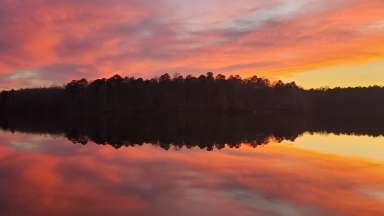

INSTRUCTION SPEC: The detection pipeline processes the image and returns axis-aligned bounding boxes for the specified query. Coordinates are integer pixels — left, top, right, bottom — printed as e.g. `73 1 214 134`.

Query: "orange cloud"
0 0 383 89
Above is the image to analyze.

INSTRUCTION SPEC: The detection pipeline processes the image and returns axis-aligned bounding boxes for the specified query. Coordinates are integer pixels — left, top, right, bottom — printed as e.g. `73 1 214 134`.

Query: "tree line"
0 72 383 150
1 72 383 118
0 72 310 117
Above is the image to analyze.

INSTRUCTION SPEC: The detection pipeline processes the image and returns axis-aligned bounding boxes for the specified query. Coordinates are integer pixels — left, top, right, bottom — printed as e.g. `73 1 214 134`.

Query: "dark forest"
1 72 384 116
0 73 383 150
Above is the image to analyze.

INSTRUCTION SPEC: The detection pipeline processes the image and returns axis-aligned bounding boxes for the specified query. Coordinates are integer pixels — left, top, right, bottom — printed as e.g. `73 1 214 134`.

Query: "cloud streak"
0 0 384 89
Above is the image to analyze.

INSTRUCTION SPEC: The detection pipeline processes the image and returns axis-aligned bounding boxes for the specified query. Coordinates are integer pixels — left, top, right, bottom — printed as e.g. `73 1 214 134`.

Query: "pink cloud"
0 0 383 89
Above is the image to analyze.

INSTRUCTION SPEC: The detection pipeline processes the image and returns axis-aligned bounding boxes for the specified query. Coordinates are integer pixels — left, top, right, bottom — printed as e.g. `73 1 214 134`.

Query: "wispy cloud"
0 0 384 89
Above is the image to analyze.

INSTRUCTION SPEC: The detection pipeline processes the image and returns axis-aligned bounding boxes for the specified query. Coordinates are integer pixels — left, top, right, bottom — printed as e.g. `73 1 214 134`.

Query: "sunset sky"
1 0 384 89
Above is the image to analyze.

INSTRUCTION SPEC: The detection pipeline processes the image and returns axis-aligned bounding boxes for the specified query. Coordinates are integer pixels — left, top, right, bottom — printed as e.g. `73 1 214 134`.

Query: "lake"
0 130 383 216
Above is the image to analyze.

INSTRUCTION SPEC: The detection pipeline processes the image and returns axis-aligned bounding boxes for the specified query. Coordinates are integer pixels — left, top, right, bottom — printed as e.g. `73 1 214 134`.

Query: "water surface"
1 130 384 216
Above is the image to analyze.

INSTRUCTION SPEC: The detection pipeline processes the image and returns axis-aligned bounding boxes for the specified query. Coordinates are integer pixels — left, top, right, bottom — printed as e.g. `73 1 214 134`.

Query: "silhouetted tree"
1 72 384 150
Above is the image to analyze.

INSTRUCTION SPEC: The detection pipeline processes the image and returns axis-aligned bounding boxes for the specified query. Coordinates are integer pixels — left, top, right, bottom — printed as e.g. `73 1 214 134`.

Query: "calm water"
1 130 384 216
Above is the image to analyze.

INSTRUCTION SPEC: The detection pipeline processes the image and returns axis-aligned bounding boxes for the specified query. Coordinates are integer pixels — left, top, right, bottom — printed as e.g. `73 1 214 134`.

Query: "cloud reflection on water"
0 131 384 216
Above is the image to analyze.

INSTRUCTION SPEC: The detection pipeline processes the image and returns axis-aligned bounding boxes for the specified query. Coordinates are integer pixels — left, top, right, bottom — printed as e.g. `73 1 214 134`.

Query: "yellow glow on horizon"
280 60 384 89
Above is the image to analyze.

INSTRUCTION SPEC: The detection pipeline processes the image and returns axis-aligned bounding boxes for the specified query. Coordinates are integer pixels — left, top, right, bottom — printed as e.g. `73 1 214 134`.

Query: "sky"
0 0 384 89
